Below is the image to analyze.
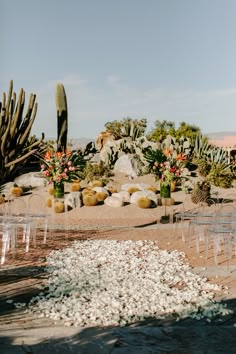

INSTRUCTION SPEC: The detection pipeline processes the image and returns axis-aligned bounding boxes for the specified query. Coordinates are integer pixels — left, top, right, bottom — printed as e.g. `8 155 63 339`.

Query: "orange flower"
176 153 187 161
65 149 72 157
44 151 52 161
163 148 172 158
56 151 63 159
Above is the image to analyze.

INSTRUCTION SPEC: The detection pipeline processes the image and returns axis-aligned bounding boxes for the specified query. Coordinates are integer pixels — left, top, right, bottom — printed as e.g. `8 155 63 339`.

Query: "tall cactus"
55 82 68 152
0 80 44 184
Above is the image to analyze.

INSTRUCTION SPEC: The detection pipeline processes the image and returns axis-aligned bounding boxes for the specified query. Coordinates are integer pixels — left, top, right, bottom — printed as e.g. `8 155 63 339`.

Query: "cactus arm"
19 93 36 134
10 89 25 138
10 92 17 118
4 148 39 167
1 113 11 156
55 82 68 152
18 101 37 145
0 92 6 130
6 80 13 114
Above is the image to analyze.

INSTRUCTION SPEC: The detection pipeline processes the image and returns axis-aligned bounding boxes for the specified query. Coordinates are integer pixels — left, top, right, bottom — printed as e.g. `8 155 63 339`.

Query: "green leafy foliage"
105 117 147 140
206 163 234 188
143 147 167 178
147 120 202 143
82 161 113 183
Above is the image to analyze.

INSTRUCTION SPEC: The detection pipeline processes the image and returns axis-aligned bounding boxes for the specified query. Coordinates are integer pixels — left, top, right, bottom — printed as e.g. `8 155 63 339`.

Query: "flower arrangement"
40 150 80 184
159 161 184 185
143 147 187 183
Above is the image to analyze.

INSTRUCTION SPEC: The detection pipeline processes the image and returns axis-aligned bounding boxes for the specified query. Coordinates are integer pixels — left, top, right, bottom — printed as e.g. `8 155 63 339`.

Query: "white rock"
14 172 46 188
114 155 138 178
104 196 124 207
64 192 82 210
112 191 130 203
130 190 157 205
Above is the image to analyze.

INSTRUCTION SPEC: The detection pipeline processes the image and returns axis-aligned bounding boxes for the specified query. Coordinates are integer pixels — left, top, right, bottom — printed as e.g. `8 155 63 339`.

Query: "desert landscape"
0 170 236 352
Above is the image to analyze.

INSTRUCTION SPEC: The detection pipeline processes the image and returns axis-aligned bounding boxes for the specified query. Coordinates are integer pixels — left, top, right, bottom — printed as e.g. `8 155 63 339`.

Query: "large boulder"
96 131 116 150
114 155 140 179
14 172 46 188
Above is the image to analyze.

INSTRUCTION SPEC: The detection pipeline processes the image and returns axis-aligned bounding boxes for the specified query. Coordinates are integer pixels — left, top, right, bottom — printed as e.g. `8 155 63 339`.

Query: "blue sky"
1 0 236 139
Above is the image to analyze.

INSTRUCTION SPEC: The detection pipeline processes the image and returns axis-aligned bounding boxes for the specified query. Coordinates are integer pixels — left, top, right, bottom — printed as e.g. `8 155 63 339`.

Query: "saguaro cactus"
0 80 43 183
55 82 68 152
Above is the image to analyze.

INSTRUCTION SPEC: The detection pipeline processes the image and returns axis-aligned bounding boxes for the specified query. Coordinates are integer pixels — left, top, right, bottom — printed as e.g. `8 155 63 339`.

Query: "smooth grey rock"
114 155 138 179
14 172 46 188
104 196 124 207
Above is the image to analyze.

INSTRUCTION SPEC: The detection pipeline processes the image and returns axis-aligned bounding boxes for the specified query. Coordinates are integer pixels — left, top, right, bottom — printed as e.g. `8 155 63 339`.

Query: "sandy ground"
0 172 236 353
1 171 236 294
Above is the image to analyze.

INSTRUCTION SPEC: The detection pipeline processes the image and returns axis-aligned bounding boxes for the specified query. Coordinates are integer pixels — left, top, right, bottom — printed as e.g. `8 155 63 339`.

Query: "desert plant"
143 147 167 179
127 186 140 194
137 196 152 209
192 158 211 177
0 80 44 184
70 183 81 192
206 163 233 188
55 82 68 152
91 180 104 187
96 191 108 202
83 161 113 182
105 117 147 140
82 193 98 206
191 180 211 204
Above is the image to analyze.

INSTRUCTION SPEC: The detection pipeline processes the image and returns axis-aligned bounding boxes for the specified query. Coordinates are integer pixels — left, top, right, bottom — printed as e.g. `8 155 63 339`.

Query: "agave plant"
143 147 167 179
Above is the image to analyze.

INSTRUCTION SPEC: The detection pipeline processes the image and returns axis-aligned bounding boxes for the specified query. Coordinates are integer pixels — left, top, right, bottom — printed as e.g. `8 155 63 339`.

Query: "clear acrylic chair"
188 199 218 254
174 195 199 241
1 197 32 263
27 193 49 244
221 193 236 207
205 204 236 265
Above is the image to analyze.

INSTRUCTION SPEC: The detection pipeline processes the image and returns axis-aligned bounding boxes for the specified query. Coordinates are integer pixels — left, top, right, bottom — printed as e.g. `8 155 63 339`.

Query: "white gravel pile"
28 240 232 327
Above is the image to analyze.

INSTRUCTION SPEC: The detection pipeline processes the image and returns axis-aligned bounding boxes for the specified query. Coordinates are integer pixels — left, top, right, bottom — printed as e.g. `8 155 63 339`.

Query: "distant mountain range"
206 131 236 139
45 132 236 150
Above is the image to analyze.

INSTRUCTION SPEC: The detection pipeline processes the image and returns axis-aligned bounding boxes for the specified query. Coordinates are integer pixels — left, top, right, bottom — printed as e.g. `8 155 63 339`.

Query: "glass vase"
53 182 65 199
160 182 171 199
